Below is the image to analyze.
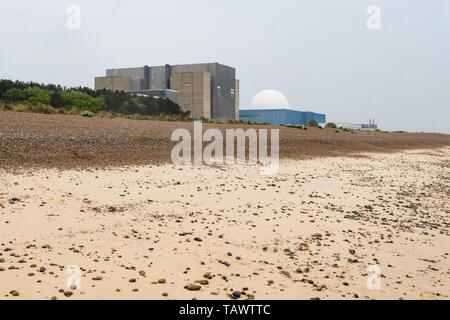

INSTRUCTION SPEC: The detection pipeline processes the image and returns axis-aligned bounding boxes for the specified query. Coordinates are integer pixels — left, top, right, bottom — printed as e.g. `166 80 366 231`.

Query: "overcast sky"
0 0 449 133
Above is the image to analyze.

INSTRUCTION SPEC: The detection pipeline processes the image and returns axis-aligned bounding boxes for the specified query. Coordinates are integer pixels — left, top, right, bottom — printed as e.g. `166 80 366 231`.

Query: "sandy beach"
1 146 448 300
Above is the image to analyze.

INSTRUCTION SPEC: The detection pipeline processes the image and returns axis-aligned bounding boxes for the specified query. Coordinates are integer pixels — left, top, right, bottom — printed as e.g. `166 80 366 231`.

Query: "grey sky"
1 0 449 133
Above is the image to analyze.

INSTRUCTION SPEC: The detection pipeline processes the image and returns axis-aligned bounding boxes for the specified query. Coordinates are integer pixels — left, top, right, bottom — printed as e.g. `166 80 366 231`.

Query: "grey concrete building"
95 63 239 122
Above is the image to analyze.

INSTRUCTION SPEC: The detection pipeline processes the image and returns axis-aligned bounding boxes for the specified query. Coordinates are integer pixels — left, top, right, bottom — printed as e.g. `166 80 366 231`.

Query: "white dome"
250 89 290 110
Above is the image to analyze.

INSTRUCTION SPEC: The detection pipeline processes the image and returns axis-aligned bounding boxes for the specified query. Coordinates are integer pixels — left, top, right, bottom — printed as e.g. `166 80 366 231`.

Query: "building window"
184 82 191 87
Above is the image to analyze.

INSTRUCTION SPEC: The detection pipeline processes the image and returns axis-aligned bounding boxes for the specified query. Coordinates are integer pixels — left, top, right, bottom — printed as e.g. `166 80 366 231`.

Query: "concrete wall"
169 63 236 122
149 66 167 90
211 63 236 122
106 67 145 90
171 72 211 120
95 76 131 91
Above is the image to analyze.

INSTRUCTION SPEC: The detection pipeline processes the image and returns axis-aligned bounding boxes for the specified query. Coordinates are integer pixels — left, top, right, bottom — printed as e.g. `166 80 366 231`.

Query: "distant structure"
361 119 378 130
332 119 378 131
95 63 239 122
239 89 326 125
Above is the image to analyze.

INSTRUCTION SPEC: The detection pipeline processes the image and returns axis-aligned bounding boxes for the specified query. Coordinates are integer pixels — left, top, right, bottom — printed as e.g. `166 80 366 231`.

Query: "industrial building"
240 109 326 126
240 89 326 126
95 63 239 122
332 120 378 131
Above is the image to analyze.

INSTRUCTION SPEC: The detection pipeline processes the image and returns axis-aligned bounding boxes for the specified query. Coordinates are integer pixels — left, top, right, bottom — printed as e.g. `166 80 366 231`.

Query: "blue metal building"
239 109 326 126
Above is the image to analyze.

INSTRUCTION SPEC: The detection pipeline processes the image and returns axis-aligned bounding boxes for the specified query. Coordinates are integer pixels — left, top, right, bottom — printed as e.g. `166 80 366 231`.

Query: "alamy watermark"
66 265 82 290
367 5 381 30
366 265 381 290
171 121 280 175
67 5 81 30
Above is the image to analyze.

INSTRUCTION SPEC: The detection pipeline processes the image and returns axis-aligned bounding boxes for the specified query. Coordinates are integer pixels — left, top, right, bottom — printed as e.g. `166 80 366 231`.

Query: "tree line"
0 79 185 116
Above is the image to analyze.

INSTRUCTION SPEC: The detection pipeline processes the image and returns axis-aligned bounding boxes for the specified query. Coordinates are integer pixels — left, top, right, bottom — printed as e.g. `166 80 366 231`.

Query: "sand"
0 147 449 300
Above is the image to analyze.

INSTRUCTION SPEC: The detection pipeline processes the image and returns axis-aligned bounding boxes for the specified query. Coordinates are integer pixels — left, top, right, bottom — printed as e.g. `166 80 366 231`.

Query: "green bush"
3 88 25 102
28 91 52 105
325 122 337 128
61 91 101 112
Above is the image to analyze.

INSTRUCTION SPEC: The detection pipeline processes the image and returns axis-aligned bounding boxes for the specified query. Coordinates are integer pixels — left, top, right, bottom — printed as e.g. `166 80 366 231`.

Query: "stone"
203 272 212 279
64 291 73 297
281 271 292 278
186 284 201 291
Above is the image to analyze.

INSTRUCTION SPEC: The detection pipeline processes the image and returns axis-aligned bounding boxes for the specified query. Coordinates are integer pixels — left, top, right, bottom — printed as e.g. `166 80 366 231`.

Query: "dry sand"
0 147 449 300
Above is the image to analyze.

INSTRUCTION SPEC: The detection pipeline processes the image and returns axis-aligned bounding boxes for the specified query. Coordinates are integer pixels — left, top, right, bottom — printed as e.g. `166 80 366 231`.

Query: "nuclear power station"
95 62 239 122
240 89 326 126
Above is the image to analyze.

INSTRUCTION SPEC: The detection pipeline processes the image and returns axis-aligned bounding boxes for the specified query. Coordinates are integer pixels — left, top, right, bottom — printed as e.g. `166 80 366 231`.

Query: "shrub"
33 103 58 114
0 103 13 111
200 117 213 123
3 88 25 103
325 122 337 129
286 124 309 130
65 106 83 115
308 119 319 127
12 103 57 114
61 91 101 113
97 111 116 119
28 91 52 105
81 110 94 117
